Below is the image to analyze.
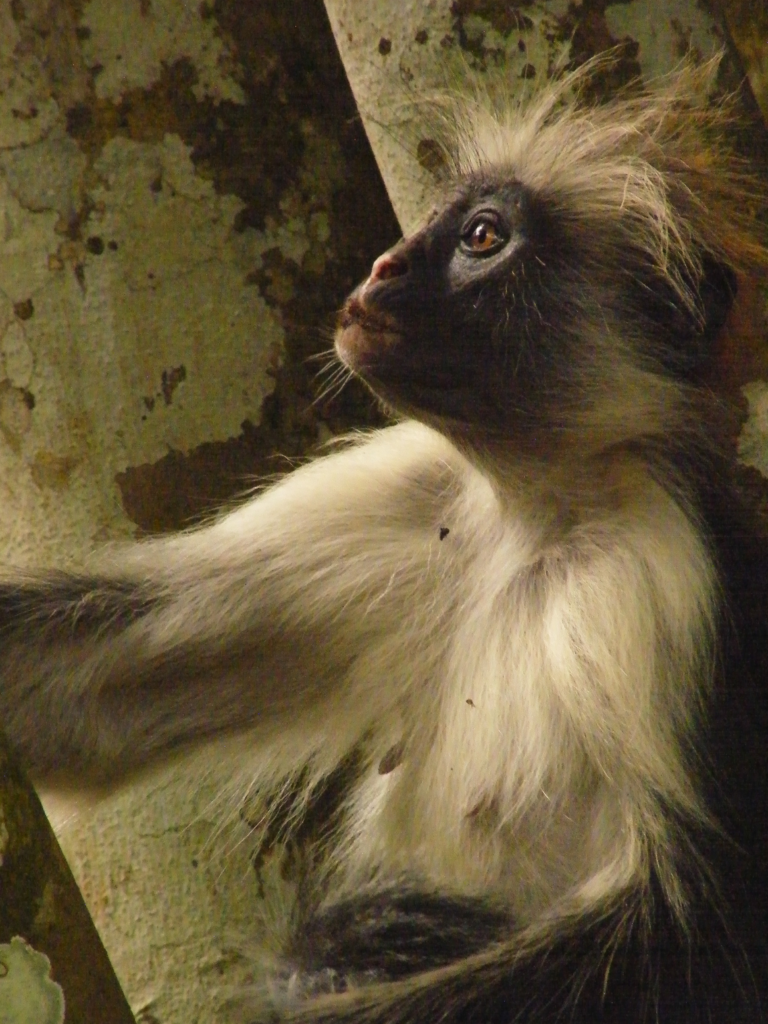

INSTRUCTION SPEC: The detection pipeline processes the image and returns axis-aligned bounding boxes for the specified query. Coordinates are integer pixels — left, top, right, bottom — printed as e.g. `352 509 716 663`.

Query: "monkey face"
336 175 565 437
335 172 643 449
336 171 736 456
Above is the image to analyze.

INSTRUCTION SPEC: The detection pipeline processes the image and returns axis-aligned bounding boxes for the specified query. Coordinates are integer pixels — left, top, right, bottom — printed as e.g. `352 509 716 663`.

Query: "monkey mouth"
335 297 402 372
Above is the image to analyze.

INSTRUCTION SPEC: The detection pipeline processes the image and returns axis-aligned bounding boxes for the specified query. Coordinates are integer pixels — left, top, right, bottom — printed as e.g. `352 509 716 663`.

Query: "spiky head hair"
426 54 767 326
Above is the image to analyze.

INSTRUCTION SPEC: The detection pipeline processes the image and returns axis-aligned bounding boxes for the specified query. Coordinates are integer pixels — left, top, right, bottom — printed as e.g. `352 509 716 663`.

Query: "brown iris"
461 215 506 256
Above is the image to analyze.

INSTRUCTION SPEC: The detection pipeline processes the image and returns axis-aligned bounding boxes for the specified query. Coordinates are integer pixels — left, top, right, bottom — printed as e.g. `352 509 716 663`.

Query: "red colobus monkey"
1 57 767 1023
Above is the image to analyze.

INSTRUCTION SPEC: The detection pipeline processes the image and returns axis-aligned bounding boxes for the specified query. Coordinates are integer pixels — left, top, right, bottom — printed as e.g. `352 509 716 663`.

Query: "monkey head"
336 72 746 464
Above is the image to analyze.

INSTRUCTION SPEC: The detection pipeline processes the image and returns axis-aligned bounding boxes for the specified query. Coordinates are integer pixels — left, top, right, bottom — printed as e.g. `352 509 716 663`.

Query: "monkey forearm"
0 423 458 781
0 592 347 781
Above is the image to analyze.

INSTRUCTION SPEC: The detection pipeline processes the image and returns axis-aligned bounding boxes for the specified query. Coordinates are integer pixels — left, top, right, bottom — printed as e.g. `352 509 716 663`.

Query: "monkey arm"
0 422 460 783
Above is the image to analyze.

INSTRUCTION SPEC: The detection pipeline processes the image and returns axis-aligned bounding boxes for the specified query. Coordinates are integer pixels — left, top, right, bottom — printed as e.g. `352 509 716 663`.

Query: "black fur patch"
291 889 510 983
0 573 158 636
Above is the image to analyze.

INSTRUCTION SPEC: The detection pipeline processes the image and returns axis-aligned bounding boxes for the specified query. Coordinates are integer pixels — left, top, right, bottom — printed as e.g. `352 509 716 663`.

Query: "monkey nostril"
369 251 408 283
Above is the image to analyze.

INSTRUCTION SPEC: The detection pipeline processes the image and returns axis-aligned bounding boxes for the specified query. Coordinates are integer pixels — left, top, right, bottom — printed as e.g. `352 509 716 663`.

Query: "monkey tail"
258 882 762 1024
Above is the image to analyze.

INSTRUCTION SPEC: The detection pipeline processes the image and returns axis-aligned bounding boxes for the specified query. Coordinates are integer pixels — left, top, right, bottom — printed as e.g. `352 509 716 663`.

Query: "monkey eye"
460 213 507 257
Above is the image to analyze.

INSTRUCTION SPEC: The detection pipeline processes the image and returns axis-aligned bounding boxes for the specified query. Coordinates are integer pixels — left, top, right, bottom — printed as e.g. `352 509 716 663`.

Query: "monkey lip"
335 297 402 371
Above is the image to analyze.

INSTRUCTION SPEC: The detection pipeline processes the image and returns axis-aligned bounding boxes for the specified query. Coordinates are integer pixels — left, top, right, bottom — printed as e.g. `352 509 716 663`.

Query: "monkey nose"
369 250 408 284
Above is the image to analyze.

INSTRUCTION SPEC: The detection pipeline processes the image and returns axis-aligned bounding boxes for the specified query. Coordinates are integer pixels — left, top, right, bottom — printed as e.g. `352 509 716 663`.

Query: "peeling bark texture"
0 731 135 1024
102 0 403 532
0 0 400 551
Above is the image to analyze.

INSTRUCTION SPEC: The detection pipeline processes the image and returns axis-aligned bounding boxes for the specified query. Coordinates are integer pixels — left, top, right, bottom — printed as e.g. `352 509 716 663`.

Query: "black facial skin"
337 176 560 435
336 174 736 444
